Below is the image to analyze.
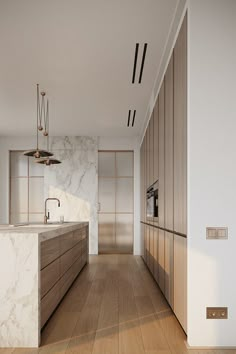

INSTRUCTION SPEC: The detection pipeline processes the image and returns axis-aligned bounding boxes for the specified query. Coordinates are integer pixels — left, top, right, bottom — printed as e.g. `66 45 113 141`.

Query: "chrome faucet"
44 198 61 224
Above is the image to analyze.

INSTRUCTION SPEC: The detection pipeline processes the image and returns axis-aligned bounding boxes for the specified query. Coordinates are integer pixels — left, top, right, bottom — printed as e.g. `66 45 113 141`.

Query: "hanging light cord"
36 84 39 150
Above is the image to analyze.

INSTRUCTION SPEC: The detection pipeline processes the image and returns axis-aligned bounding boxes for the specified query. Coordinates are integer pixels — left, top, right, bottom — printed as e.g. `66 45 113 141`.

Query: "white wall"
188 0 236 346
98 136 141 255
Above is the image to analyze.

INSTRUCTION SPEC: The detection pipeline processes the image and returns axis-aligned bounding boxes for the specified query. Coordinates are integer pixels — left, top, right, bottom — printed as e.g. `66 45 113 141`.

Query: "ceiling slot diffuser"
127 109 131 127
138 43 148 83
132 43 139 84
132 110 136 127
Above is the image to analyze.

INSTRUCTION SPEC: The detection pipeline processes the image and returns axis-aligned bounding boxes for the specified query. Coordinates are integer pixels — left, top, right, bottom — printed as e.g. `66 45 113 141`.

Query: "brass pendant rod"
47 100 49 151
36 84 39 150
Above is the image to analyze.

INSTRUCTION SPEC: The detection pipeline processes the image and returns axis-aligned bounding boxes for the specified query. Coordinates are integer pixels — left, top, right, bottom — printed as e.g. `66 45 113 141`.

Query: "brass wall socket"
206 307 228 319
206 227 228 239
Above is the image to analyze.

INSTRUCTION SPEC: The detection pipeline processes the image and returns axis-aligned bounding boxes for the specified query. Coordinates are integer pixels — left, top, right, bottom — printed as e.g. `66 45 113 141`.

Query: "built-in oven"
146 180 158 221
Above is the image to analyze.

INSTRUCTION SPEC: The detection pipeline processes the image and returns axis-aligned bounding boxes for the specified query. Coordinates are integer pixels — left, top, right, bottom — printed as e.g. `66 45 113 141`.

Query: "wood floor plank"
138 315 170 352
92 327 119 354
66 333 95 354
41 311 78 346
157 309 188 354
135 296 156 318
119 320 145 354
92 271 119 354
71 279 105 336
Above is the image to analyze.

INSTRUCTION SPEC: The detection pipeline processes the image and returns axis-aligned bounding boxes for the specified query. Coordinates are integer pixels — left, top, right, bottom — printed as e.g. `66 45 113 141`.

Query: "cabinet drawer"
60 241 81 276
41 236 60 269
60 231 75 254
41 257 60 299
59 263 76 301
41 281 60 328
73 228 85 242
73 256 83 278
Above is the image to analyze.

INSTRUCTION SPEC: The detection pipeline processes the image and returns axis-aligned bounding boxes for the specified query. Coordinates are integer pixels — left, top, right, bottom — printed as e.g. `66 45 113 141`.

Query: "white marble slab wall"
0 233 39 347
44 137 98 254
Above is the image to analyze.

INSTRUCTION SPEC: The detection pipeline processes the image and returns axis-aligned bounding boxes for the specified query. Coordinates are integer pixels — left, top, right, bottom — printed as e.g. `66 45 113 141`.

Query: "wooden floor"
1 255 235 354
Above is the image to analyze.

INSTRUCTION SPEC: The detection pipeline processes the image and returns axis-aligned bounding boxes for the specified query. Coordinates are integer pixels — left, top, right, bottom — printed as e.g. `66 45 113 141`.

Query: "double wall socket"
206 227 228 239
206 307 228 319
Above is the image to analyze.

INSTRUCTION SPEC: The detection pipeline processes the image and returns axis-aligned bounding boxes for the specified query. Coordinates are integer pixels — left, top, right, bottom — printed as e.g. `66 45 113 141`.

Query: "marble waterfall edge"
0 233 39 347
44 137 98 254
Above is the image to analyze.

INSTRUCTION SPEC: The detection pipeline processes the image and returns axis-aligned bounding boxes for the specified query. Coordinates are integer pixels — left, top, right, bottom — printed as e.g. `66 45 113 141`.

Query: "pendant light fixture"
35 95 61 166
23 84 53 158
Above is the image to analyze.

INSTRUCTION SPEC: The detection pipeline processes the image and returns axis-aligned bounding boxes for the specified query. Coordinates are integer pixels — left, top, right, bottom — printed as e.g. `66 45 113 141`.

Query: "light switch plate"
206 227 228 239
206 307 228 319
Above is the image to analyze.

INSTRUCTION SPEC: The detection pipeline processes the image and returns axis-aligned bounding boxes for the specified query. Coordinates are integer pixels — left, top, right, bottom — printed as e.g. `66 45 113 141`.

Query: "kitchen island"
0 222 89 348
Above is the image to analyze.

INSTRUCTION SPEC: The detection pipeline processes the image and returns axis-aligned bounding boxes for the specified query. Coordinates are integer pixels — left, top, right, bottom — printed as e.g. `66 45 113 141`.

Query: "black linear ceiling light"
127 110 136 127
131 43 148 84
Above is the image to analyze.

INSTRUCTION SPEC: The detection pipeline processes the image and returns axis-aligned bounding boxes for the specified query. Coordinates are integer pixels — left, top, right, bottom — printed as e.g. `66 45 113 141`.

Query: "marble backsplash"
44 137 98 254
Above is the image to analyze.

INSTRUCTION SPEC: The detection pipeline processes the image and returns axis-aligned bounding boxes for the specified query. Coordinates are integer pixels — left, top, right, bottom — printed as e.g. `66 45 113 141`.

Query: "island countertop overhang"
0 222 89 242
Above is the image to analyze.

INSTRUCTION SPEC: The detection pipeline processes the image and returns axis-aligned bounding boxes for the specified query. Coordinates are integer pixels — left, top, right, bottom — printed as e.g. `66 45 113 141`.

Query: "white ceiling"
0 0 178 137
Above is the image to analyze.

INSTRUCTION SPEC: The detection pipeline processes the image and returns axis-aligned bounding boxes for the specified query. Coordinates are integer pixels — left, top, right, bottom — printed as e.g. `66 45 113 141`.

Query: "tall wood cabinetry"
140 14 187 332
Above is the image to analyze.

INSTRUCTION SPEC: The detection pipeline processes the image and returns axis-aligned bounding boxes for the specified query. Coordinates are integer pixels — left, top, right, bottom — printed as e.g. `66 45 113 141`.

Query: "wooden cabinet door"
143 134 147 222
174 235 187 332
149 226 154 275
146 123 150 190
158 81 165 228
140 140 144 221
153 98 159 183
165 54 174 231
164 232 174 308
158 229 165 293
146 225 150 269
153 227 159 283
174 14 187 235
149 113 154 186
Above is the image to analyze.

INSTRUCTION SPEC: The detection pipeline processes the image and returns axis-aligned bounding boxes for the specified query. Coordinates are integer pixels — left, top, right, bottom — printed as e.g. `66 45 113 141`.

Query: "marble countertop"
0 222 88 242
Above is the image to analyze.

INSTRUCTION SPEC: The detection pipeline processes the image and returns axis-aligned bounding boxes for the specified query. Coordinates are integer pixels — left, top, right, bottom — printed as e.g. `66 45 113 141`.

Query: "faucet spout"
44 198 61 224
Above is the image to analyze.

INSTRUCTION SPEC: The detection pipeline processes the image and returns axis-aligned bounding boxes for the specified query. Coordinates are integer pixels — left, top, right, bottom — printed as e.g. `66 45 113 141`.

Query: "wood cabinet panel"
174 235 187 332
146 124 150 190
149 113 154 186
158 81 165 228
146 225 150 269
143 224 147 262
164 232 174 308
153 227 159 283
60 231 75 254
59 262 77 301
40 226 88 329
153 98 159 183
149 226 154 275
60 241 81 277
41 281 60 328
174 14 187 235
165 54 174 231
41 236 60 270
158 229 165 293
41 257 60 299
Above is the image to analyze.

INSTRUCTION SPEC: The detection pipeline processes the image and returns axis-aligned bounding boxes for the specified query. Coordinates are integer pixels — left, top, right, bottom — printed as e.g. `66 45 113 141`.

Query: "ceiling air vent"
132 43 148 84
127 110 136 127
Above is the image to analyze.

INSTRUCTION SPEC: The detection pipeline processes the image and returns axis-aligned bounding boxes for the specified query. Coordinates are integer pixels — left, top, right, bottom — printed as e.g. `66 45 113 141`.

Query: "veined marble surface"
0 222 88 242
0 233 39 347
44 136 98 254
0 222 88 347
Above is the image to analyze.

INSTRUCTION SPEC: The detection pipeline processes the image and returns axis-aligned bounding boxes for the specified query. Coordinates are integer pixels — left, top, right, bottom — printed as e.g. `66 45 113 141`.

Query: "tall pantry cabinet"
140 13 187 332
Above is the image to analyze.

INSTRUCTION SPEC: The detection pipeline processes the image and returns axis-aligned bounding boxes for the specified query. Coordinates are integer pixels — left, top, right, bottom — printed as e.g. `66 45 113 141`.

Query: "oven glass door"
147 195 154 218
